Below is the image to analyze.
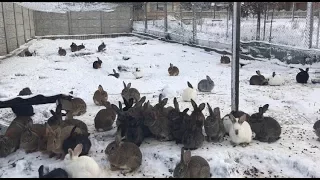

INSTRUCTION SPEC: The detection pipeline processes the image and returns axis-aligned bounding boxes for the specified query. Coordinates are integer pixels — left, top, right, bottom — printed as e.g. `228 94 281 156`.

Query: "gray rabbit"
197 75 214 92
121 81 140 103
248 104 281 143
204 104 225 142
249 70 268 85
313 120 320 140
173 147 210 178
94 101 117 132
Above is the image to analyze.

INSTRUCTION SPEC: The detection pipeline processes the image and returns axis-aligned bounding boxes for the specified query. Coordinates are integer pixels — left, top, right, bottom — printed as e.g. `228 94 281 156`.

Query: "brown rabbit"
168 63 179 76
20 123 47 153
93 85 108 106
60 97 87 116
45 123 85 159
94 101 117 132
173 147 210 178
105 128 142 173
0 116 33 157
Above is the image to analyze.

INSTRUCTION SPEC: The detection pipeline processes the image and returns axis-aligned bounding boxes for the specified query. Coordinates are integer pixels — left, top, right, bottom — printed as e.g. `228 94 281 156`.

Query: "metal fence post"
1 2 9 54
226 6 229 40
144 2 147 33
28 9 32 38
292 2 295 22
317 10 320 48
67 11 72 35
192 2 197 44
231 2 241 112
21 7 26 42
269 6 274 43
179 3 182 28
100 11 103 34
304 2 314 49
164 2 168 34
263 4 267 40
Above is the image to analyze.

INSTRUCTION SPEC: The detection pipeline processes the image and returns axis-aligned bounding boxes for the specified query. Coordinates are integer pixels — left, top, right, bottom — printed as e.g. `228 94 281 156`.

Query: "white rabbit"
160 85 178 98
182 81 197 102
132 67 143 79
64 144 101 178
268 72 284 86
228 114 252 147
222 115 233 135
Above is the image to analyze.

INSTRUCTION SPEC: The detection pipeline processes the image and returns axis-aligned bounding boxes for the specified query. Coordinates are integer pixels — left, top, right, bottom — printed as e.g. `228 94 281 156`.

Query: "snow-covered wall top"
15 2 118 13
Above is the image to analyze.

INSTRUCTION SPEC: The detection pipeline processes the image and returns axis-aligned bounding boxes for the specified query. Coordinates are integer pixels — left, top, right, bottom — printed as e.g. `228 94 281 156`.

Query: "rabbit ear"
182 108 189 114
68 148 74 159
113 69 116 73
98 85 103 92
306 68 309 72
207 103 213 116
170 63 173 67
118 101 123 110
136 96 146 107
159 94 163 103
183 150 191 165
38 165 44 178
73 144 83 157
187 81 193 89
213 107 221 120
229 114 236 123
190 99 197 110
238 114 247 124
173 97 180 111
123 81 126 88
50 109 56 116
272 72 276 77
206 75 212 81
261 104 269 114
111 104 121 114
198 103 205 111
256 70 261 75
161 98 168 107
298 68 304 72
127 83 132 89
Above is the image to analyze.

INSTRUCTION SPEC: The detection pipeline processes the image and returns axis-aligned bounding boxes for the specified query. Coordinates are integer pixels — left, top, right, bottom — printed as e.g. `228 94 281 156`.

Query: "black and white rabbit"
38 165 69 178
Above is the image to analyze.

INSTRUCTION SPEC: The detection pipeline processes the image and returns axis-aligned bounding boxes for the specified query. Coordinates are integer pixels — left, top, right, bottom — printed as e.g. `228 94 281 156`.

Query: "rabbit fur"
249 70 268 85
38 165 69 178
182 81 197 102
168 63 179 76
94 101 117 132
197 75 214 92
64 144 101 178
121 81 140 103
268 72 285 86
228 114 252 147
93 85 108 106
58 47 67 56
204 104 225 142
296 68 309 84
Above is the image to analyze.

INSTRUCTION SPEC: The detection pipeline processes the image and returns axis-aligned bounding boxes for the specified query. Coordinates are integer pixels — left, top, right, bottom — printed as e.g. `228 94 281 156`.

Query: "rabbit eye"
53 140 56 144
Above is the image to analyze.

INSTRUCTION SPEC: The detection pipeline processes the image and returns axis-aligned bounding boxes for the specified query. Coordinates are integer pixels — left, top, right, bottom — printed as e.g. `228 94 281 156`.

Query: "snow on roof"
15 2 119 13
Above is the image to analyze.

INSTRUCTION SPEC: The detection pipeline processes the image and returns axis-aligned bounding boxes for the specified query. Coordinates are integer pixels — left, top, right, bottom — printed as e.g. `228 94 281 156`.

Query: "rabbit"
220 55 231 64
18 87 32 96
223 110 250 136
248 104 281 143
160 85 178 98
58 47 67 56
93 57 102 69
190 99 206 128
182 124 204 150
0 135 18 158
198 75 214 92
313 120 320 140
108 69 120 78
204 104 225 142
94 101 117 132
121 81 141 103
11 104 35 117
133 67 143 79
25 49 36 56
20 123 46 153
93 85 108 106
2 116 33 155
228 113 252 147
38 165 69 178
118 65 129 72
62 126 91 156
168 63 179 76
59 97 87 116
98 42 106 52
70 42 78 52
77 43 85 50
173 147 210 178
249 70 268 85
46 123 86 159
268 72 285 86
182 81 197 102
64 144 101 178
296 68 309 84
105 128 142 173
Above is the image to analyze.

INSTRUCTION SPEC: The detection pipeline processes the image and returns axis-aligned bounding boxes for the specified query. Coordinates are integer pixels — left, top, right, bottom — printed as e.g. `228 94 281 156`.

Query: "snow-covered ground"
133 15 319 48
0 36 320 178
16 2 118 13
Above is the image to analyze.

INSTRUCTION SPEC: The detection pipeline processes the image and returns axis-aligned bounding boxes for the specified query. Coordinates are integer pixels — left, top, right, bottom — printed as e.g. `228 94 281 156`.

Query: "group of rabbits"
249 68 310 86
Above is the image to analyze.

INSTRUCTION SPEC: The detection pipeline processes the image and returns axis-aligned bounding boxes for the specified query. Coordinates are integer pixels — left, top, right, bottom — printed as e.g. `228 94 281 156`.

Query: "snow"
133 15 319 49
0 36 320 178
16 2 118 13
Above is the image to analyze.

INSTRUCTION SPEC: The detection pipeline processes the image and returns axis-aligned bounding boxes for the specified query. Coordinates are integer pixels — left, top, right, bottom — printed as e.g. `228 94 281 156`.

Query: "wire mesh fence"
132 2 320 50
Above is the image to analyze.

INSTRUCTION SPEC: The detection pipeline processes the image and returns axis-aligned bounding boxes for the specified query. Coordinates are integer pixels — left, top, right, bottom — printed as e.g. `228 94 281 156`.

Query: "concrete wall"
0 2 35 56
34 5 133 36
